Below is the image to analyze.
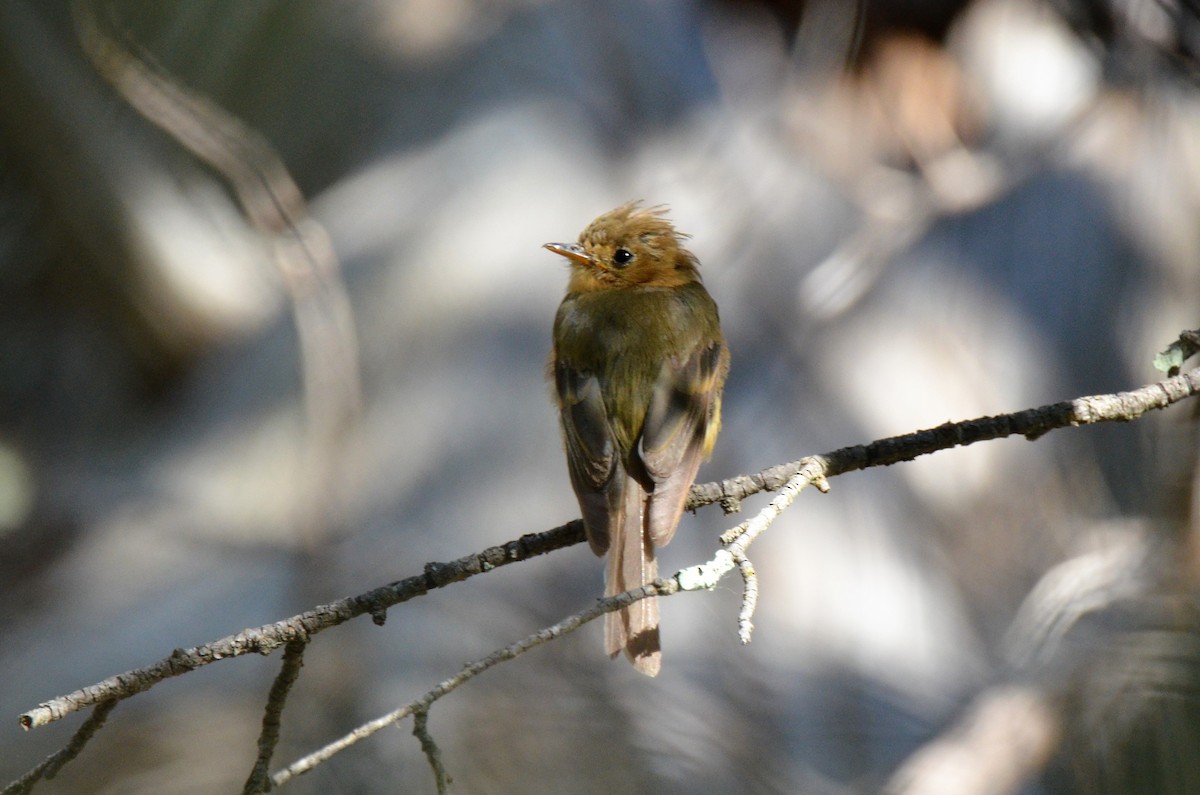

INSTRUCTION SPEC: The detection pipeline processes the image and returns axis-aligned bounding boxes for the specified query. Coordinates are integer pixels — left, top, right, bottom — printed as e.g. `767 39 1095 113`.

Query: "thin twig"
724 470 813 643
242 640 308 795
693 466 824 642
412 708 450 795
3 700 117 795
733 553 758 645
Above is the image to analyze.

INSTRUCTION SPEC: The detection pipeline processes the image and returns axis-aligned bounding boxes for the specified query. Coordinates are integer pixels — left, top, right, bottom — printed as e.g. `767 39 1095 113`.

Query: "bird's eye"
612 248 633 267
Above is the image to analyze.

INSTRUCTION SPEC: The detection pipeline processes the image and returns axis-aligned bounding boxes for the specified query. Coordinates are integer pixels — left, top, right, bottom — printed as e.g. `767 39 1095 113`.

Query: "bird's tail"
605 477 661 676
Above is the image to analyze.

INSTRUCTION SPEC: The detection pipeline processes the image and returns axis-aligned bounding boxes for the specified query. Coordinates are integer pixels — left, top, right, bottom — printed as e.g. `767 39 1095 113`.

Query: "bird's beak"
543 242 592 266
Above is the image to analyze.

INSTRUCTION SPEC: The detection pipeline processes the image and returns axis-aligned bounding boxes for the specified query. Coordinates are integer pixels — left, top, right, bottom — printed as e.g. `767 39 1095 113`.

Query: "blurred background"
2 0 1199 792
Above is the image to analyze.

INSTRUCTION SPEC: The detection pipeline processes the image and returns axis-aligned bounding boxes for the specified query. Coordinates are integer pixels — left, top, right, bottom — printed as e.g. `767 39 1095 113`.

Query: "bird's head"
545 203 700 292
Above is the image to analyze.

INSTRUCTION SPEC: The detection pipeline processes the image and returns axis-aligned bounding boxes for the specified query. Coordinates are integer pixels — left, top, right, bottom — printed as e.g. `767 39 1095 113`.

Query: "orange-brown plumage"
546 203 729 675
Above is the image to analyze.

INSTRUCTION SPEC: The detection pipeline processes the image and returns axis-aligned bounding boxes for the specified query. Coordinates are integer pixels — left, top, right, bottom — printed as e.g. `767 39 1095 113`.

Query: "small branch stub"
1154 328 1200 376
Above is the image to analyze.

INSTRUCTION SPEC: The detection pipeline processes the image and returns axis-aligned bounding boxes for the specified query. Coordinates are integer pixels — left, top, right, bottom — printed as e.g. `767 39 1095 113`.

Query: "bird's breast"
553 284 722 455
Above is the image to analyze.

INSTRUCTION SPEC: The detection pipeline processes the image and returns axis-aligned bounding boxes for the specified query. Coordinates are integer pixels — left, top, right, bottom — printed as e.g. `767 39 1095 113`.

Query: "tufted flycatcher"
546 203 730 676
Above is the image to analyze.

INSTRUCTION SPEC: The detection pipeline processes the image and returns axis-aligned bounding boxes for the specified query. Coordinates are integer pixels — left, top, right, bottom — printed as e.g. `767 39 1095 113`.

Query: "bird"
545 202 730 676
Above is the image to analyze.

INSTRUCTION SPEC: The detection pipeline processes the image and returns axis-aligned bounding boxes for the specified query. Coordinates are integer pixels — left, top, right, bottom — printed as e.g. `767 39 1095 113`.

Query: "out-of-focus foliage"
2 0 1199 792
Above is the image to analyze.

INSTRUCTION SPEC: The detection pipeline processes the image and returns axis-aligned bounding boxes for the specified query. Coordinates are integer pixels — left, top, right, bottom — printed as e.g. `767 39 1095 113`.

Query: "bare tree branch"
11 362 1200 793
692 364 1200 513
74 0 361 545
18 521 584 731
18 366 1200 732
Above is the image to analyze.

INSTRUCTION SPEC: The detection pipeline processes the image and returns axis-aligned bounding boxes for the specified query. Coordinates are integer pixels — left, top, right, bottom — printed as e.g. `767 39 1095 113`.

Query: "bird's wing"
639 340 728 547
555 363 622 555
